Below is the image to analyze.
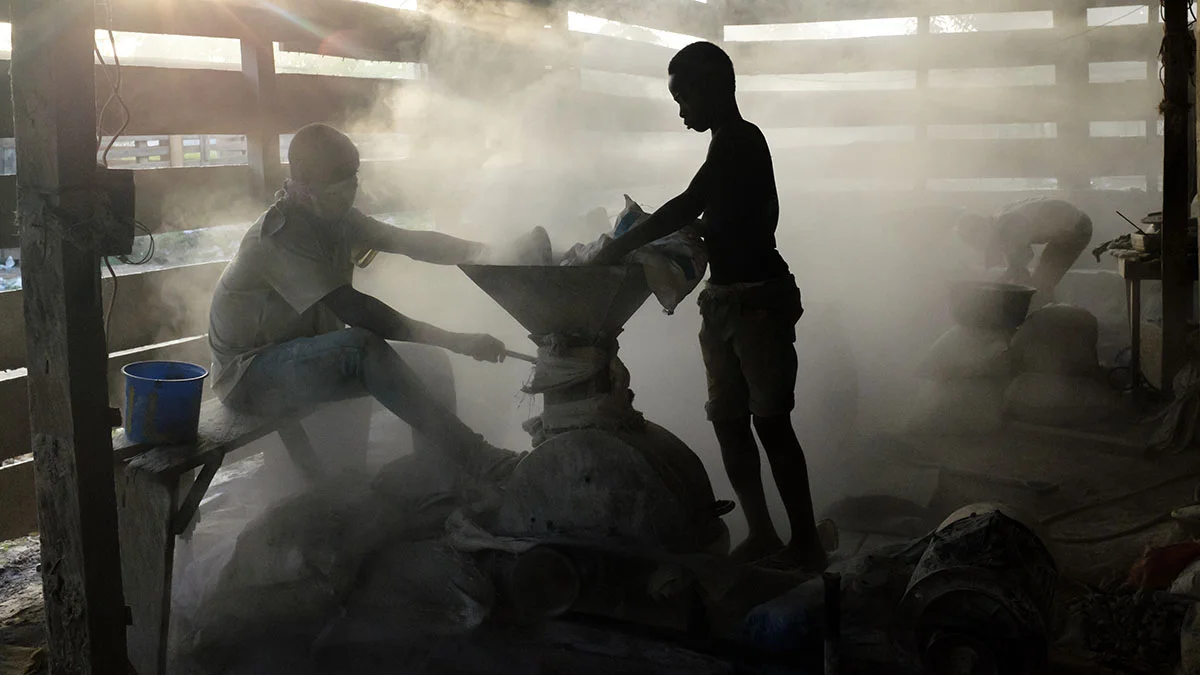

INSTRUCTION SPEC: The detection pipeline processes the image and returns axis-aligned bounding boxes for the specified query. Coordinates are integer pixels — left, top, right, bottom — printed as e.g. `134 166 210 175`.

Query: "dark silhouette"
590 42 825 570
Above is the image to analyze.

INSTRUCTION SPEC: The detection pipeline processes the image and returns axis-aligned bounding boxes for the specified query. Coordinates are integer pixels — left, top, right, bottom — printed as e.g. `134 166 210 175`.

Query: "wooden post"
168 134 185 168
1055 1 1091 196
1162 0 1192 389
10 0 129 672
241 39 283 202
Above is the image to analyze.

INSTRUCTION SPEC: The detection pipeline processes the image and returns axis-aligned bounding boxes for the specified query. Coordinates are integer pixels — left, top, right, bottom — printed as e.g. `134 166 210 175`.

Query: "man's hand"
453 333 507 362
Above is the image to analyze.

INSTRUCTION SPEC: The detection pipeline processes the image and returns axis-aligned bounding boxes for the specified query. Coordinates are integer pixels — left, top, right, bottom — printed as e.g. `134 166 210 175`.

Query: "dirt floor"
4 413 1200 674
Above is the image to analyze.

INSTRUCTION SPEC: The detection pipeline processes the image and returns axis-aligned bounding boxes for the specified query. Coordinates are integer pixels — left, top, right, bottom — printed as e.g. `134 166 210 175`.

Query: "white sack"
1010 304 1100 376
916 326 1012 380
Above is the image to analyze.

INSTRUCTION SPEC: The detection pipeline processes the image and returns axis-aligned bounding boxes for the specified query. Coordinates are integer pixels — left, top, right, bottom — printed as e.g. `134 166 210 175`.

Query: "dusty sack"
906 378 1006 435
561 195 708 315
916 326 1011 380
1004 372 1120 428
1010 304 1100 376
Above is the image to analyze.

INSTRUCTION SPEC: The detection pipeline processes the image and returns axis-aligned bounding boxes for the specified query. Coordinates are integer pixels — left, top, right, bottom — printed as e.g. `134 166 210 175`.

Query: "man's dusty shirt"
208 200 374 399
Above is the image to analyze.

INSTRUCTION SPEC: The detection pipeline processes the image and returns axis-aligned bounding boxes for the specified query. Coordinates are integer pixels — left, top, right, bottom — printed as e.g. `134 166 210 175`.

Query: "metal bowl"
949 281 1036 332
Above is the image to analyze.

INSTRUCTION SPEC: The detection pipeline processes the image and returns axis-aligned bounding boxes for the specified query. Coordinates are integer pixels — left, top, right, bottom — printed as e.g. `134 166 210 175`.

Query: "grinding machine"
458 263 736 624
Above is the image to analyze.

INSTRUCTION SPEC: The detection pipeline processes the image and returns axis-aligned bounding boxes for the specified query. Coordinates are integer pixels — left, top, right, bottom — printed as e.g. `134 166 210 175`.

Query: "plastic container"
122 360 208 444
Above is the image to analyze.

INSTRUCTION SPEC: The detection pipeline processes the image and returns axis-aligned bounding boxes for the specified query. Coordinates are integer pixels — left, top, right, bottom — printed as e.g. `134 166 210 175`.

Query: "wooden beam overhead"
10 0 129 671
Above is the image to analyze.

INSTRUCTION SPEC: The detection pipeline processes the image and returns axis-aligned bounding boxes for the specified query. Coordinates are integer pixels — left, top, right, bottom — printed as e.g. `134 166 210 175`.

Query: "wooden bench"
111 343 456 675
113 401 335 675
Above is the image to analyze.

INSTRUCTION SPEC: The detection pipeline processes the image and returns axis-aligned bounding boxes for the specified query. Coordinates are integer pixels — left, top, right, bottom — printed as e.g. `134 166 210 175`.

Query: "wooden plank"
11 0 129 670
0 262 226 373
727 24 1159 75
0 65 410 139
117 401 313 479
0 0 429 45
115 466 178 675
739 81 1159 127
566 0 723 40
575 33 678 78
0 336 213 465
724 0 1136 26
0 458 37 541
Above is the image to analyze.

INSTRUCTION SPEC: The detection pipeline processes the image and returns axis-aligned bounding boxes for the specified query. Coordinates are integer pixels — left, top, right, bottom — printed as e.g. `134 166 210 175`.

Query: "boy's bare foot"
729 534 785 564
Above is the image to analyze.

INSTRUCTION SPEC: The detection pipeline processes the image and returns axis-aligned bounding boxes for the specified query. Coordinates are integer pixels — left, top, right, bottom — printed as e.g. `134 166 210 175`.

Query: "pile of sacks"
1006 304 1120 427
909 304 1120 433
909 325 1012 434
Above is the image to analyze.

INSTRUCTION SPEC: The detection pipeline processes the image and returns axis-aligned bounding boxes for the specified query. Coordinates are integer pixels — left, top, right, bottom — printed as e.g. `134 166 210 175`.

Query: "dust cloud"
226 2 1163 543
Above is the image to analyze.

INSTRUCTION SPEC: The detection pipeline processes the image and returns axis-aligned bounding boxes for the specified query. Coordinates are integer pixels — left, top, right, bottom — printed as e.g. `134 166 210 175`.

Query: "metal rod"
505 349 537 364
1116 210 1146 234
824 572 841 675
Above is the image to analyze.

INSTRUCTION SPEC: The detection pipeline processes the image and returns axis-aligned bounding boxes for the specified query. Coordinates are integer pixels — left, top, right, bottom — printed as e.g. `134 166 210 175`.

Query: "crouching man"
208 123 516 478
956 197 1093 307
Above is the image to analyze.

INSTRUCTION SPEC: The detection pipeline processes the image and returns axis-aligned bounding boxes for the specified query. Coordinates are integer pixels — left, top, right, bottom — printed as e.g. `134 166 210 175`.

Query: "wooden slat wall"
0 262 227 372
0 336 213 537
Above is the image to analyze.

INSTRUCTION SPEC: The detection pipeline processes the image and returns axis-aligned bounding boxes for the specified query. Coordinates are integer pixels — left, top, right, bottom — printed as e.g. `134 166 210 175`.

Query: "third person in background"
956 197 1093 308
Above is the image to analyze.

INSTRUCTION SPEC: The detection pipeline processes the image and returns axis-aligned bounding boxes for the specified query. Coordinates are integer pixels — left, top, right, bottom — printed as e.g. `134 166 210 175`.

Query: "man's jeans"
223 328 488 466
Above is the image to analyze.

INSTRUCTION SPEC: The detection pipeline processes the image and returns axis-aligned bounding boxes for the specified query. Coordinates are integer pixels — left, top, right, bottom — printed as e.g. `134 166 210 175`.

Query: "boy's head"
288 123 360 220
668 41 736 133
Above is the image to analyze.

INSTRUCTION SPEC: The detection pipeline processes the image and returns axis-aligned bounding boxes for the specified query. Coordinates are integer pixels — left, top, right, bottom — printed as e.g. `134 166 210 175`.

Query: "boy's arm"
353 212 485 265
589 163 709 265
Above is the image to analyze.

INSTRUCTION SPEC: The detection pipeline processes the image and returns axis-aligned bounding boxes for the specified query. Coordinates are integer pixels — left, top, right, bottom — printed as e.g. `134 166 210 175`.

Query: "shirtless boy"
589 42 825 570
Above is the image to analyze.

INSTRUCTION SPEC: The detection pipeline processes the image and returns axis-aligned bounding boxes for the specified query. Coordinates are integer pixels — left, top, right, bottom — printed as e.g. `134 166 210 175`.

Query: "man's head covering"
288 123 360 186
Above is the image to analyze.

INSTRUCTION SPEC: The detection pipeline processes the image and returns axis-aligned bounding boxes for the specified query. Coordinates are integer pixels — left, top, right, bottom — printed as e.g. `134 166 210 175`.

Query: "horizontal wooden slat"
724 0 1133 26
578 135 1159 188
575 33 677 78
0 262 226 373
0 65 408 139
566 0 723 40
573 79 1159 132
0 335 212 467
0 0 429 46
741 81 1159 127
728 23 1159 75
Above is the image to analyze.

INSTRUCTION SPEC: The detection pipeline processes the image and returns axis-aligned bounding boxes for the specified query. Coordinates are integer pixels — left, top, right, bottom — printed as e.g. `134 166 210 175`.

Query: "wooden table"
1116 255 1198 396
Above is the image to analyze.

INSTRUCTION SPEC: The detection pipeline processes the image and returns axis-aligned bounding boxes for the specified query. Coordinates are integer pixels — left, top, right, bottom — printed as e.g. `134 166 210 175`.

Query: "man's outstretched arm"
321 284 505 362
355 214 485 265
590 163 708 265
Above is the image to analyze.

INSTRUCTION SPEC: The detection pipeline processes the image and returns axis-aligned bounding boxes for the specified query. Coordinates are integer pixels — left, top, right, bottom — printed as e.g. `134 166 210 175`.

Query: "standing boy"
588 42 825 570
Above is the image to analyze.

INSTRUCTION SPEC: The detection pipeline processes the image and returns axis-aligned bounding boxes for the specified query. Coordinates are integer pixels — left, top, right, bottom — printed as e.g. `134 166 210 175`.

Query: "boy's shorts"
698 275 803 421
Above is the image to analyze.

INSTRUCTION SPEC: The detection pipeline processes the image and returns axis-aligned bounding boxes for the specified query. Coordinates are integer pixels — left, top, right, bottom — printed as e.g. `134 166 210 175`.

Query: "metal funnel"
460 264 650 337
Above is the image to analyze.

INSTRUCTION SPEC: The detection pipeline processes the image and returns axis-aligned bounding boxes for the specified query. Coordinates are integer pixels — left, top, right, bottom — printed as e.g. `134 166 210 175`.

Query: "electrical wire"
103 256 117 352
94 0 130 167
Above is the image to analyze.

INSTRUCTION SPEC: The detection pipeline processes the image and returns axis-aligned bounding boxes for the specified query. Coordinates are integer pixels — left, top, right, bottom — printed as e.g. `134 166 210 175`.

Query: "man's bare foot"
729 534 785 564
751 545 829 573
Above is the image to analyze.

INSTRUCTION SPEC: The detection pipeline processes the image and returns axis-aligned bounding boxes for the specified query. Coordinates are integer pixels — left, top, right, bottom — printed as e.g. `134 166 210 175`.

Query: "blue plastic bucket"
122 361 208 445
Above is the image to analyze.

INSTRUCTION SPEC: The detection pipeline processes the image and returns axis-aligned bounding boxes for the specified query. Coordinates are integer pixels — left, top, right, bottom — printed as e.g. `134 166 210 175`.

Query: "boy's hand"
454 333 507 362
587 242 625 266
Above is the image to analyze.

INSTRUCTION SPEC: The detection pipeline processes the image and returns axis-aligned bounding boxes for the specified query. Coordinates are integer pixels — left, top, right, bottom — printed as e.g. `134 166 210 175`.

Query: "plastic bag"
562 195 708 315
